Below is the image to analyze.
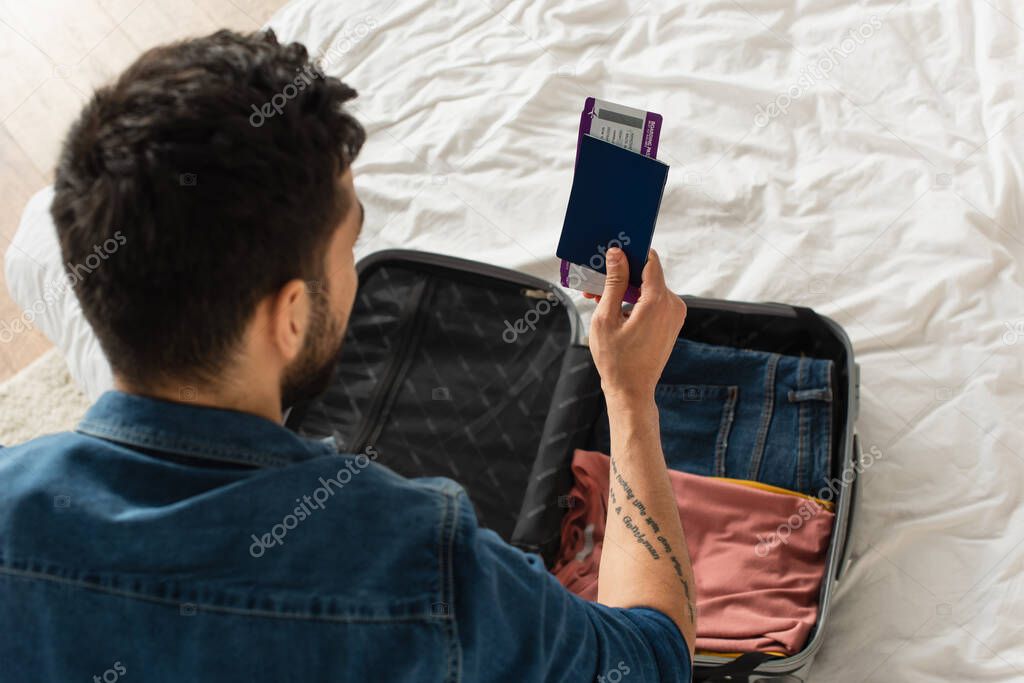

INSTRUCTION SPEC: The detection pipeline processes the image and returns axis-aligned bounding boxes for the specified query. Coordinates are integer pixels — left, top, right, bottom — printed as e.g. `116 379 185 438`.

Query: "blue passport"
556 134 669 288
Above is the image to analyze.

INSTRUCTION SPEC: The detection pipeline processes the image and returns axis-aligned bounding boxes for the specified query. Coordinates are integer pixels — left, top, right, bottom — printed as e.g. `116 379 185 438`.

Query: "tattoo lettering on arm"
609 455 698 629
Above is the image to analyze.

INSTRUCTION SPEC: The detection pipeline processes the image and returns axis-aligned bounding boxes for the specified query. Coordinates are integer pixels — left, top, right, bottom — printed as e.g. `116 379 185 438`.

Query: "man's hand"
587 248 686 403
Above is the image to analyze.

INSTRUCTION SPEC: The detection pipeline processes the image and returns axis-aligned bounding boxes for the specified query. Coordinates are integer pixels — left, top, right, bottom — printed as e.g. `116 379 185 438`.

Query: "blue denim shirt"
0 391 690 682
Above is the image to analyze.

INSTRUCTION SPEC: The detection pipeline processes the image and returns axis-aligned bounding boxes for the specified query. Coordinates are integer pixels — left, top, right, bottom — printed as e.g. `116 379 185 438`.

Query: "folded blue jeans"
589 338 834 497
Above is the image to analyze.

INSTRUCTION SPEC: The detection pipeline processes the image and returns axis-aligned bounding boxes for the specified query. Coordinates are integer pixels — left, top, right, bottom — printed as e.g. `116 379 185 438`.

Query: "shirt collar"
77 391 337 468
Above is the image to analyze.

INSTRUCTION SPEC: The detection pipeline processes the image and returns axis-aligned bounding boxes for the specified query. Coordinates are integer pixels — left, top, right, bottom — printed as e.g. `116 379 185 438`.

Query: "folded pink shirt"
551 449 834 655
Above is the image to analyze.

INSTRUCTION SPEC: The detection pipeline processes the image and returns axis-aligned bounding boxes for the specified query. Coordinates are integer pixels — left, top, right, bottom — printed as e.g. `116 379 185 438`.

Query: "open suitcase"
285 249 861 682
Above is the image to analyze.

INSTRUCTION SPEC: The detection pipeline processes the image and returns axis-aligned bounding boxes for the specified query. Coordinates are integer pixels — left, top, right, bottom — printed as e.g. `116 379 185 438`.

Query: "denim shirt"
0 391 690 682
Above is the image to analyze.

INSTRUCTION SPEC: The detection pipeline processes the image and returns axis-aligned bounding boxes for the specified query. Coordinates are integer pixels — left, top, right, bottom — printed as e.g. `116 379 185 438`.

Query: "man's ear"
267 278 311 362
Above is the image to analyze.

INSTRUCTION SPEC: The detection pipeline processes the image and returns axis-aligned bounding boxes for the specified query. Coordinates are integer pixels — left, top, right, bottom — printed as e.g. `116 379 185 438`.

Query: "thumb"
596 247 630 317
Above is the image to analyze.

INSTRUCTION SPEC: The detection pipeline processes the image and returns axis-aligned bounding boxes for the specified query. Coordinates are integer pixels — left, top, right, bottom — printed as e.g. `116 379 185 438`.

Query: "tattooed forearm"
671 553 697 627
622 515 661 559
612 468 637 506
611 459 651 518
610 455 697 628
672 558 697 627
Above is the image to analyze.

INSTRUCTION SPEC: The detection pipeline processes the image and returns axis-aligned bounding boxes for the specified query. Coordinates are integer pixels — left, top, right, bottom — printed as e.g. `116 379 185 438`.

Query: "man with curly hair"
0 30 694 682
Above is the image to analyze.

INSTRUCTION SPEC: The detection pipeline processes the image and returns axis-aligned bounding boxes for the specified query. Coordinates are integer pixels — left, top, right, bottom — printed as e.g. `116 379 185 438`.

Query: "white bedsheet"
6 0 1023 678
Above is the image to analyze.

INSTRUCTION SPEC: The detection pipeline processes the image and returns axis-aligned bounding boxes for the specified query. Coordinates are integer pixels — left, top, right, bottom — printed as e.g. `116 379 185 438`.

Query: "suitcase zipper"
349 276 434 453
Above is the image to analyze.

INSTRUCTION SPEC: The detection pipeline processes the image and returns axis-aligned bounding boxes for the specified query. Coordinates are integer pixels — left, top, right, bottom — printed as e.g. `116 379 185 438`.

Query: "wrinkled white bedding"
5 0 1023 678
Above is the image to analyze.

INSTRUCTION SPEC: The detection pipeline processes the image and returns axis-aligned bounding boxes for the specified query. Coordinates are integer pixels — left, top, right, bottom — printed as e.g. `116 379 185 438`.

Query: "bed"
5 0 1023 679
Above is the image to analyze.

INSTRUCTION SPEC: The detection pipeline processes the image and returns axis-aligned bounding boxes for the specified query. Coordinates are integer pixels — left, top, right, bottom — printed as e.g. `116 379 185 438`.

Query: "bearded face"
280 280 348 409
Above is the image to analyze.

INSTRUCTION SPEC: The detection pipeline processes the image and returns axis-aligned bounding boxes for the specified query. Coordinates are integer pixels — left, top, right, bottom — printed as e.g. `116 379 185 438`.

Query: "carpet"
0 348 89 446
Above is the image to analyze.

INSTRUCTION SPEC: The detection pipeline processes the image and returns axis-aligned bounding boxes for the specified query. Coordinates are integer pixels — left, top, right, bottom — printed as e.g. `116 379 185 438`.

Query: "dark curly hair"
51 29 366 387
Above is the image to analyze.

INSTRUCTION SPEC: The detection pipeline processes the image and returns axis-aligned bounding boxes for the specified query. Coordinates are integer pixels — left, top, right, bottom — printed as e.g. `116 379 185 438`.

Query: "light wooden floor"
0 0 288 382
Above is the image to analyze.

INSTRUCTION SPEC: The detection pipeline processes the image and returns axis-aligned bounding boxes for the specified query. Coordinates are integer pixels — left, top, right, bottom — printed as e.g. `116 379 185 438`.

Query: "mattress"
5 0 1023 679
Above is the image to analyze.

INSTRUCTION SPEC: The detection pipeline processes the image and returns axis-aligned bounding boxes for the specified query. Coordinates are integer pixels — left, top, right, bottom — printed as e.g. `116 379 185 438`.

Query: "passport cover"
556 134 669 288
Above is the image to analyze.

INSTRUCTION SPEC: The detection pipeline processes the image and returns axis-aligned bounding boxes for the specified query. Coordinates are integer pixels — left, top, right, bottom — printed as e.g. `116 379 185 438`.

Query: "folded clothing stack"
552 449 834 655
553 338 838 656
589 337 835 498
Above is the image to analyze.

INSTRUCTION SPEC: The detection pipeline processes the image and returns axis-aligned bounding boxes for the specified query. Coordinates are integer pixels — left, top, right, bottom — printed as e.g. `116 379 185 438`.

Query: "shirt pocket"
655 383 739 477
